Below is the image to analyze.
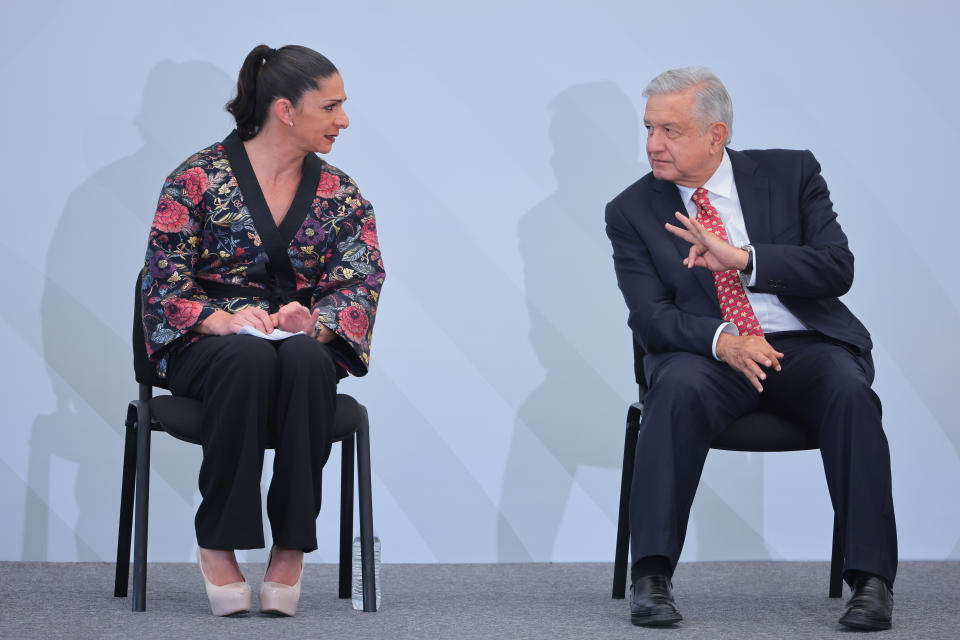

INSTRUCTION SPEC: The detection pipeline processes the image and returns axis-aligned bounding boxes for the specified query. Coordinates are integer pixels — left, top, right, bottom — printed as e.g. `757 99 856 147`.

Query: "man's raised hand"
665 211 749 273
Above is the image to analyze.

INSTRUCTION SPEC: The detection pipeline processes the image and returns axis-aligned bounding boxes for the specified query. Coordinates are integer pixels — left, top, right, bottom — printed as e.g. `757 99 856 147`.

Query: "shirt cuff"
740 245 757 288
711 322 739 360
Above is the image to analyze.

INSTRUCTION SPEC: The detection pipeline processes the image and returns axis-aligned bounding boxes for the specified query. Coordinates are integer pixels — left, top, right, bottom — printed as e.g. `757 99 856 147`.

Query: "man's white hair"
643 67 733 145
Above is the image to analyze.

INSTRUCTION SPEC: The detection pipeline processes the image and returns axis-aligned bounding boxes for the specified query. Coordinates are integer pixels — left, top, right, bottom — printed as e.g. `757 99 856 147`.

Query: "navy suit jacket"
605 148 871 372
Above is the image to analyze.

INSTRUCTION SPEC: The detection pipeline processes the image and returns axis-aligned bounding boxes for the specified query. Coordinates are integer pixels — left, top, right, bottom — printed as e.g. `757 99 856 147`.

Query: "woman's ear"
272 98 296 127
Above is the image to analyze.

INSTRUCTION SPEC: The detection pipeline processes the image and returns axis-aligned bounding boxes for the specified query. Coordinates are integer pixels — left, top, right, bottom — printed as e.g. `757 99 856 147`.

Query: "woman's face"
293 73 349 154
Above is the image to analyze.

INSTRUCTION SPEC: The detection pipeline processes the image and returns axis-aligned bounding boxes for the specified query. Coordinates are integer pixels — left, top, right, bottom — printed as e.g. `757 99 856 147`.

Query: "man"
605 67 897 631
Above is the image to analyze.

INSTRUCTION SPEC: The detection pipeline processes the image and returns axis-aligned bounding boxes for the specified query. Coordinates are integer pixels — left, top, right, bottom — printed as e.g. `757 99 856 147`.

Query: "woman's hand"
197 307 275 335
273 302 336 343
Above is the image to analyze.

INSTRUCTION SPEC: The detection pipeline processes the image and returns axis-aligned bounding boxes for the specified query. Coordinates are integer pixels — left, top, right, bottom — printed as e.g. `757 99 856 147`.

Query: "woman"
141 44 385 616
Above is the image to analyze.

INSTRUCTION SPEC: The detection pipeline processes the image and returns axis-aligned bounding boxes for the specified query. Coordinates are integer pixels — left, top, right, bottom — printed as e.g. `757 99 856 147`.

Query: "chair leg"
114 420 138 597
355 414 377 612
131 401 152 612
338 435 355 599
829 512 844 598
613 405 641 599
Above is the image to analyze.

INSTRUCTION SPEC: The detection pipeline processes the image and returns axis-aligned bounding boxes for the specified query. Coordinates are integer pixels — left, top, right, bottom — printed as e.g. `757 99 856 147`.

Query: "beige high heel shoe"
197 548 252 616
259 546 303 616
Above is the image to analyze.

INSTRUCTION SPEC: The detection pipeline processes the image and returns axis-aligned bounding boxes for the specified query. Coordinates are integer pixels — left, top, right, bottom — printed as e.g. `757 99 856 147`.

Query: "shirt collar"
676 149 734 204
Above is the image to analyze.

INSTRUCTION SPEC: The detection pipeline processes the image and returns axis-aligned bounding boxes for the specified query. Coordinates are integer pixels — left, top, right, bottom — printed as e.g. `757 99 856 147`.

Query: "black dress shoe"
839 575 893 631
630 575 682 627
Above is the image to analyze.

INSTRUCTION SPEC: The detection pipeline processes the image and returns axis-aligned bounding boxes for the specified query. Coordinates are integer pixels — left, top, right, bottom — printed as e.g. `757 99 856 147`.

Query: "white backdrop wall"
2 0 958 565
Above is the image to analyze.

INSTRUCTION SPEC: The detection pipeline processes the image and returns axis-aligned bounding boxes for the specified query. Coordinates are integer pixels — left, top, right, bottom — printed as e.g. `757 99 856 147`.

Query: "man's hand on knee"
716 333 784 392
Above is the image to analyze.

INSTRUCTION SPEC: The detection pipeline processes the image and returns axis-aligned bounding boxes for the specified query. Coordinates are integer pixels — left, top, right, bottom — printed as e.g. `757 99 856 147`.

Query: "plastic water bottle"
351 535 381 610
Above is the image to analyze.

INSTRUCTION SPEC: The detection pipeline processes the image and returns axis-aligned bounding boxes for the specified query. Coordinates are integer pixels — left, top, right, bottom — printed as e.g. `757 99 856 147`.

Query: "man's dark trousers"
629 331 898 586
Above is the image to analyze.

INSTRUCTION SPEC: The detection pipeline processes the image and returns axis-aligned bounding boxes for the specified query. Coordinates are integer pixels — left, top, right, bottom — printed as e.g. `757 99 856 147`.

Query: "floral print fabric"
141 136 385 378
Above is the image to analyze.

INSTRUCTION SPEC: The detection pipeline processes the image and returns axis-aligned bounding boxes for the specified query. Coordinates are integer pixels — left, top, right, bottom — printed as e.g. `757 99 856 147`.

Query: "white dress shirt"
676 150 807 358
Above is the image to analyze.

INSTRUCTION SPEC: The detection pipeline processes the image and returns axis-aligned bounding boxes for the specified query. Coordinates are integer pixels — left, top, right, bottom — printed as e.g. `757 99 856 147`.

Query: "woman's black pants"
168 334 337 552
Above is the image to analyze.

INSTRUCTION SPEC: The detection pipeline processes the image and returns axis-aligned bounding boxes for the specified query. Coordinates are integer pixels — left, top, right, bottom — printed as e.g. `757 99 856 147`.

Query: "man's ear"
708 121 728 149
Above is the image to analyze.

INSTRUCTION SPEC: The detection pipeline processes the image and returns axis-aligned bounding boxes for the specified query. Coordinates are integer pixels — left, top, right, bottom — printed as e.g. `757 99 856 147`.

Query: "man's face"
643 88 722 188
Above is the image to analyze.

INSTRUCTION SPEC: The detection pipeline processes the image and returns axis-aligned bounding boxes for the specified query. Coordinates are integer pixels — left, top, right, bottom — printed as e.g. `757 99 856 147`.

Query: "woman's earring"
288 120 294 128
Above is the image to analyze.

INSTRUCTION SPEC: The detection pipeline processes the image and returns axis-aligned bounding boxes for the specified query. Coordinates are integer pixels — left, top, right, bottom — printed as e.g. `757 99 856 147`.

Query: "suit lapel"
651 179 718 305
729 149 772 244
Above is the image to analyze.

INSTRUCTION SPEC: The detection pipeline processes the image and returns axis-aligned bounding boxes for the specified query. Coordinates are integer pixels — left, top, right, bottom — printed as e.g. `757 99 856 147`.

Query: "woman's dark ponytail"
226 44 339 140
226 44 273 140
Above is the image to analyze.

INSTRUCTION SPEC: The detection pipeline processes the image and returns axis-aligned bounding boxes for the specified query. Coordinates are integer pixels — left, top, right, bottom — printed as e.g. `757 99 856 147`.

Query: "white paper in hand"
237 326 305 341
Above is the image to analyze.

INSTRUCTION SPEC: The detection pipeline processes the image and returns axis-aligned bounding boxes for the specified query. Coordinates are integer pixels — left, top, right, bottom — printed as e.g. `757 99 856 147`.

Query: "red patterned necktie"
692 187 763 337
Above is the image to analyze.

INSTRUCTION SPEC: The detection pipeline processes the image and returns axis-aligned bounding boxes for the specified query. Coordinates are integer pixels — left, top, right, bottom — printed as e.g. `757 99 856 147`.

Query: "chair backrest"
133 270 169 390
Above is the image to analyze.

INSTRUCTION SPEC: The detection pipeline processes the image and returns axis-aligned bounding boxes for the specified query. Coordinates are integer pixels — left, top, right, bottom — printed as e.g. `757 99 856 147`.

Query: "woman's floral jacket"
141 131 385 379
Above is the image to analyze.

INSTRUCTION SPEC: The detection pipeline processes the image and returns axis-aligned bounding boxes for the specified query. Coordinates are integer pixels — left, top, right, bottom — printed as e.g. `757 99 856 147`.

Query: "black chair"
115 273 378 612
612 340 843 600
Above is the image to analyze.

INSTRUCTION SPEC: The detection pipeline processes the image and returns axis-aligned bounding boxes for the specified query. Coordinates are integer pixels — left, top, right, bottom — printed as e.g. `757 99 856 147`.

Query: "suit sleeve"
750 150 855 298
606 199 723 358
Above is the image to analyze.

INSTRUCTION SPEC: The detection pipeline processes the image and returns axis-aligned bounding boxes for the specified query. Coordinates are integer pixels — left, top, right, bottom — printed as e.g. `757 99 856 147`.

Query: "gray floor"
0 561 956 639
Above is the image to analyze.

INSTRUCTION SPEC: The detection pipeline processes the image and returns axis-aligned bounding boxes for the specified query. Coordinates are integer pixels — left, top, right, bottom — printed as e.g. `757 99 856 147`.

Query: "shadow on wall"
497 82 642 561
23 60 232 560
